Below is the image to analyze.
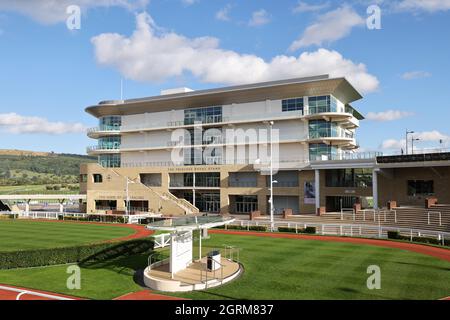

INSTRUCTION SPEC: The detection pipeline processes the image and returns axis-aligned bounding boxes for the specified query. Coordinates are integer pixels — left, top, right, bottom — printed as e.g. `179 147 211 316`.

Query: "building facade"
80 75 450 215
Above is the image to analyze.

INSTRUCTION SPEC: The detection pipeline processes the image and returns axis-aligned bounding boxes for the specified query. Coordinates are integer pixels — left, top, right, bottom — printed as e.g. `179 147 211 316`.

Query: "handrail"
227 219 449 245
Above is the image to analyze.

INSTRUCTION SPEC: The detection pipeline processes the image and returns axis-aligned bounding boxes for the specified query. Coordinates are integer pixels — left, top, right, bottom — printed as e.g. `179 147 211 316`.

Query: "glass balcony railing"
87 144 121 152
308 131 355 140
87 125 121 133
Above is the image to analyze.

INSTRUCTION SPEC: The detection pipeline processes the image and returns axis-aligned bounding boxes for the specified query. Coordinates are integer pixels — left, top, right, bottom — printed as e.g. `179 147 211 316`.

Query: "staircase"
110 168 199 215
150 188 199 215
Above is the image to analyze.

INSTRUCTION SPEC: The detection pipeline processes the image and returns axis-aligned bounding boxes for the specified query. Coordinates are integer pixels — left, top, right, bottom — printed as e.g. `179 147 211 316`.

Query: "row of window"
184 106 222 125
282 95 338 113
99 116 121 130
325 169 373 188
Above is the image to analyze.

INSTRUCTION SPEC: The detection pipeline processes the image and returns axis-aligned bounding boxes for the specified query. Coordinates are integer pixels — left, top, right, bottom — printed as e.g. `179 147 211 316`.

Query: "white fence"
0 211 87 220
153 233 171 249
226 219 449 246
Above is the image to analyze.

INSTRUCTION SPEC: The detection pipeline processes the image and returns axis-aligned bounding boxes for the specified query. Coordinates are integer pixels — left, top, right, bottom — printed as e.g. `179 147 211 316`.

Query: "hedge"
278 226 317 234
387 231 449 246
0 238 154 270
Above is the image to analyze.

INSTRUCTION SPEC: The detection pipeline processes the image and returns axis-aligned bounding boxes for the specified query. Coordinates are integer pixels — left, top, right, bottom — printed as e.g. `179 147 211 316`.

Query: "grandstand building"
80 75 450 216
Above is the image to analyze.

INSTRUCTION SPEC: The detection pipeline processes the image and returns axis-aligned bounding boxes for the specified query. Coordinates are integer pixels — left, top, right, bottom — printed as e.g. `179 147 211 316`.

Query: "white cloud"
289 5 365 50
293 1 330 14
396 0 450 12
216 4 232 22
381 131 450 150
0 113 87 135
401 70 432 80
366 110 414 121
91 12 379 93
248 9 270 27
0 0 148 24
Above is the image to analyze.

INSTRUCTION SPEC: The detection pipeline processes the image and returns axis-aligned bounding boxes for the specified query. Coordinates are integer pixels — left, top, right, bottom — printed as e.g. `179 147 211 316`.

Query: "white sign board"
170 231 193 274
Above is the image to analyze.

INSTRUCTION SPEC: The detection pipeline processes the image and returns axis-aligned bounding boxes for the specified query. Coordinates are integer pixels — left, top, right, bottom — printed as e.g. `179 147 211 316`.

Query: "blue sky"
0 0 449 155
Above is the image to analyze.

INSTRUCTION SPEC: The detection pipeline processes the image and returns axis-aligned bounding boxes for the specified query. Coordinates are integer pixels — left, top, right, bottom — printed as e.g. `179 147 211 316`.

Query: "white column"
373 169 379 210
59 201 64 213
192 172 196 208
25 201 30 214
315 169 320 212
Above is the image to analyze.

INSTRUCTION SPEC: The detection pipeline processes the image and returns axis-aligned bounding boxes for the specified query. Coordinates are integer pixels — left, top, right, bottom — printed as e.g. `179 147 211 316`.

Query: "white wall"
170 231 193 274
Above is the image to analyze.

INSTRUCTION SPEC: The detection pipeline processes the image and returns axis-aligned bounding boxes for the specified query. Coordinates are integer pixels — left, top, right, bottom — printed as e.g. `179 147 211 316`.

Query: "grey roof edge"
85 75 363 116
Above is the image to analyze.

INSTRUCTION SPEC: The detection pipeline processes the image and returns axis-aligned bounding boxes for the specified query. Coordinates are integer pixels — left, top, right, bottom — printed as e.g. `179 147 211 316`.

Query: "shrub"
387 231 401 240
303 227 316 234
0 238 154 270
223 225 267 232
277 227 298 233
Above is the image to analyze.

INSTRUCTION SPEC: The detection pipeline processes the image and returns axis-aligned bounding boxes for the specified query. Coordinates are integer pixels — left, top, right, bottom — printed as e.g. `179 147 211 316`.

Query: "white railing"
153 233 171 249
0 211 87 220
428 211 442 226
226 219 449 246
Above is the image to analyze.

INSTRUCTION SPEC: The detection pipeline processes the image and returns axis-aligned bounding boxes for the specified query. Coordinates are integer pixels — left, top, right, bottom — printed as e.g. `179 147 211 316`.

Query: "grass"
0 220 135 251
0 184 79 195
0 230 448 300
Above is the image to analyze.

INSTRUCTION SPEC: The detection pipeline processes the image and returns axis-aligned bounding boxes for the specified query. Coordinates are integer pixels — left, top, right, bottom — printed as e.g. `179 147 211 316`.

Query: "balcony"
86 144 121 155
87 125 121 138
307 130 356 146
310 151 383 162
304 109 360 128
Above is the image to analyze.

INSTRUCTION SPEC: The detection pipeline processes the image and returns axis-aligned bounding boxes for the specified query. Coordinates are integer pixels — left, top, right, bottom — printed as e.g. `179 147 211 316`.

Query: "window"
309 143 338 161
326 169 373 188
93 174 103 183
99 154 121 168
79 174 88 183
282 97 304 112
99 116 121 131
308 120 339 139
408 180 434 196
98 136 121 150
308 95 338 114
184 106 222 125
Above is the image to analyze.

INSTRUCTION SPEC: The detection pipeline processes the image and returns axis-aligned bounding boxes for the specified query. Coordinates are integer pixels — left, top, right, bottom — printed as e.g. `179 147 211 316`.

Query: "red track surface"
0 284 81 300
210 230 450 262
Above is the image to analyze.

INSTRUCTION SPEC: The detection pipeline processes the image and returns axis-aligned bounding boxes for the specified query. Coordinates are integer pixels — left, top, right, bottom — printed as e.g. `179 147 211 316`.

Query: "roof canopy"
86 76 363 117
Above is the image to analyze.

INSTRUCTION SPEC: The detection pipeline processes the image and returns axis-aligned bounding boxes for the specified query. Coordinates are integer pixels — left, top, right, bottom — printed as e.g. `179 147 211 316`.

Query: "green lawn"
0 220 135 251
0 231 448 300
0 184 79 195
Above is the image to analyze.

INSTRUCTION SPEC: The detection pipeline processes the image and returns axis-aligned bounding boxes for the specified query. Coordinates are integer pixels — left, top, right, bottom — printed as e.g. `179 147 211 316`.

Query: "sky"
0 0 449 155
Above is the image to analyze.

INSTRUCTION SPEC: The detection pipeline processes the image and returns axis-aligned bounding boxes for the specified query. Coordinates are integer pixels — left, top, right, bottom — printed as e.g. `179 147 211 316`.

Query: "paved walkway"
210 230 450 262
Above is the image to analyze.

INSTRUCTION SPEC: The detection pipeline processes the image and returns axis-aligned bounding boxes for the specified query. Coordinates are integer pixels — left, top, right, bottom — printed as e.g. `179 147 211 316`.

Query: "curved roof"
86 75 363 118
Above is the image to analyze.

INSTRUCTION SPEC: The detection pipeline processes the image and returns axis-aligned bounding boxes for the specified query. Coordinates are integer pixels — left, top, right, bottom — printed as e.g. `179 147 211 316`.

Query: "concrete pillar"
373 169 379 210
25 200 30 214
315 169 320 211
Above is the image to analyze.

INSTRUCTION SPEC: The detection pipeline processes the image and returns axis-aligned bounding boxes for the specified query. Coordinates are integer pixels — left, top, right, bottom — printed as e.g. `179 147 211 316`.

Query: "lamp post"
405 130 414 155
411 138 420 155
269 121 275 232
125 177 135 223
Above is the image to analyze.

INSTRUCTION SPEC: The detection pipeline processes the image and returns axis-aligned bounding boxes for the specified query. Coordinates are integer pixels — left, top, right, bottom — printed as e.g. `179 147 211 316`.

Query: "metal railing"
225 219 449 246
428 211 442 226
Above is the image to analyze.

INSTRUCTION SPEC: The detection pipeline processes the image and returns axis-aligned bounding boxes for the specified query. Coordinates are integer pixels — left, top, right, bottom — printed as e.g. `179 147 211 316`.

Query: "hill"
0 150 96 187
